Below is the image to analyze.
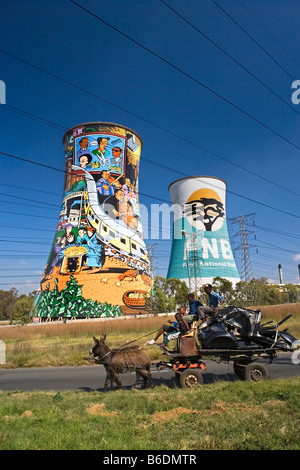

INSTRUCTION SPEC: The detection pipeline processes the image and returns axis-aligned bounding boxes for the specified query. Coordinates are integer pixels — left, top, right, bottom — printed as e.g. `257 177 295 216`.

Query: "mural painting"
167 176 240 289
35 122 153 319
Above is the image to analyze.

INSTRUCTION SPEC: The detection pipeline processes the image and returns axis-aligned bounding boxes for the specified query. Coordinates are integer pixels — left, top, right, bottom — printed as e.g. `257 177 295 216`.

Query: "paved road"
0 353 299 392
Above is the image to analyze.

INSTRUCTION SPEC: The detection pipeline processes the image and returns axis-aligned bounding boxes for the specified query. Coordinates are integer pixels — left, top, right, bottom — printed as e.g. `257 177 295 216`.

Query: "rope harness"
92 329 158 366
95 344 143 369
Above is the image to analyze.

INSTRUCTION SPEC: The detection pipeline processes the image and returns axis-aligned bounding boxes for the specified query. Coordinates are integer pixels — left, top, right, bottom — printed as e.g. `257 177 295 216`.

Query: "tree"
211 277 234 304
161 278 189 307
284 284 300 303
146 276 189 313
0 288 19 320
11 295 35 324
234 278 269 306
232 281 250 306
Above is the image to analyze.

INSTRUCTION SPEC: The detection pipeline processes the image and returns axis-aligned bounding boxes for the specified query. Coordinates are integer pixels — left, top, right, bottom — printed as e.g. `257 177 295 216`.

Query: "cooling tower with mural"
167 176 240 291
34 122 152 319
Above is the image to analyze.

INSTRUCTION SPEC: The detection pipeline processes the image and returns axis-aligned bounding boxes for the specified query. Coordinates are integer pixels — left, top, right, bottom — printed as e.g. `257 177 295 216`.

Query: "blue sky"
0 0 300 294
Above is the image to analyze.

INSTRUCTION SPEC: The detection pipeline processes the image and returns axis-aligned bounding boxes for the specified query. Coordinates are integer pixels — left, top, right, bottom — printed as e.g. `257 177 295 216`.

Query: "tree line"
0 288 36 324
147 276 300 313
0 277 299 322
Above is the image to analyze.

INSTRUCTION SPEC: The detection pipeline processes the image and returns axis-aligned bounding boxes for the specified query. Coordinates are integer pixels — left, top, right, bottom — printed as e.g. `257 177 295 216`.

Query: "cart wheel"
244 363 269 382
179 368 203 388
233 357 252 379
233 361 246 379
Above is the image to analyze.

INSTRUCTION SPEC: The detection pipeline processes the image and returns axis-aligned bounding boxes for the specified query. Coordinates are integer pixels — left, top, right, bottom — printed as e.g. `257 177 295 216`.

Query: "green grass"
0 307 300 450
0 377 299 450
0 316 168 368
1 306 299 369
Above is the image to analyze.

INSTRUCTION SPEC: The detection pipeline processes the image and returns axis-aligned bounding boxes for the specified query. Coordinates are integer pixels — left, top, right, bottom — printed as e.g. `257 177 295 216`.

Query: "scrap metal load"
198 307 297 354
156 308 298 387
160 307 298 359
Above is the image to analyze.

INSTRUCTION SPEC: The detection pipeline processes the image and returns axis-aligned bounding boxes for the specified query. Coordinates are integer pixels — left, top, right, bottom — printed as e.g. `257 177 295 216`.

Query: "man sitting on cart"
196 284 225 322
146 307 189 346
185 293 203 324
161 310 190 347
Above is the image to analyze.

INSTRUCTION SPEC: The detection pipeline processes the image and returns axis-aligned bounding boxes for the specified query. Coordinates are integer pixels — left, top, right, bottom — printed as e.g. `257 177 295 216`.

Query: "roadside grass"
0 376 299 450
0 305 299 450
0 305 299 369
0 316 166 368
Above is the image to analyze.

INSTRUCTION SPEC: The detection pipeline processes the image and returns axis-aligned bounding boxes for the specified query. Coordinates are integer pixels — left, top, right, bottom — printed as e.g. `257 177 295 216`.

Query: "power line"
249 223 300 240
230 213 256 281
237 0 300 71
2 56 300 198
143 148 300 200
0 30 298 286
0 3 298 280
0 150 64 173
210 0 295 81
2 220 298 241
0 192 60 208
0 240 51 246
2 149 300 220
1 267 45 271
69 0 300 151
0 200 58 211
1 182 62 197
0 225 54 233
246 224 300 249
3 114 300 213
255 239 299 254
0 250 47 254
3 102 300 204
0 275 42 278
0 47 152 130
159 0 299 116
0 158 298 278
4 104 67 131
0 210 57 220
2 233 293 256
0 282 39 287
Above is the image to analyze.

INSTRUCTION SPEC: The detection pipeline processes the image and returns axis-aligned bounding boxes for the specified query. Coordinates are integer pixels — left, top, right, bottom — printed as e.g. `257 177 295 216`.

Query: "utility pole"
147 243 158 278
146 243 158 314
182 231 203 296
229 213 256 282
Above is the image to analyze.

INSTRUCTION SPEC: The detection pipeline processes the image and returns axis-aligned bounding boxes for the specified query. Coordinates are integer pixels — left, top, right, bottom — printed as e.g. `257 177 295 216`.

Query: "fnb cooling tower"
35 122 152 319
167 176 240 291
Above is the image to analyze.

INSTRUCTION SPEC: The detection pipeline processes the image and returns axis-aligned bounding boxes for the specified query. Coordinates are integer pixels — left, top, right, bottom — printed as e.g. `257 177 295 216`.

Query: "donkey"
90 334 152 392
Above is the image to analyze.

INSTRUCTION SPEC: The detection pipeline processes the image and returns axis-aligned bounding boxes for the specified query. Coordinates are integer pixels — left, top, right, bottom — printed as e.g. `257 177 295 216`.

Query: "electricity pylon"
229 213 256 282
182 231 203 296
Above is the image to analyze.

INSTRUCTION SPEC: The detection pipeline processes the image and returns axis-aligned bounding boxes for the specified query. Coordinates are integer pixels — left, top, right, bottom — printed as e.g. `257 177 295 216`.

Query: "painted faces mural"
35 122 152 319
167 176 240 288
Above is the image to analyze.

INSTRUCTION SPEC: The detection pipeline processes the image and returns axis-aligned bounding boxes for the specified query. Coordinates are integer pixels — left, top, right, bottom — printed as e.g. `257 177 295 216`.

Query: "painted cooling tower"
167 176 240 291
35 122 152 319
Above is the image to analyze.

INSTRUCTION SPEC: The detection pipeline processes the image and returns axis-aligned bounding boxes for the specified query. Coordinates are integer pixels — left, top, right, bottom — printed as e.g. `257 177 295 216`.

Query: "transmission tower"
146 243 158 314
182 231 203 296
147 243 158 278
229 213 256 282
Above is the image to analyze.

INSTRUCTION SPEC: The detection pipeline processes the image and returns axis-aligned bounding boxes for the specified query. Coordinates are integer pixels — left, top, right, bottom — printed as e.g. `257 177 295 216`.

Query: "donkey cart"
154 308 298 388
155 345 277 388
